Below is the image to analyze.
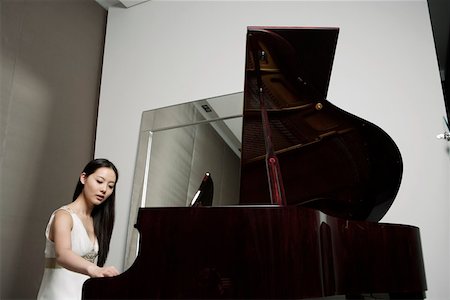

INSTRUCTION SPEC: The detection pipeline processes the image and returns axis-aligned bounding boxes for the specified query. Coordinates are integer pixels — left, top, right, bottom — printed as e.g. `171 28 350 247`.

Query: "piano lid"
239 27 403 222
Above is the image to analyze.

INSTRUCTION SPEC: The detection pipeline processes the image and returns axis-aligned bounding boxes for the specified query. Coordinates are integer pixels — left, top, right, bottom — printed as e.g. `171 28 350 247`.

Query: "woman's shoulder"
46 205 74 239
51 206 75 224
51 205 74 215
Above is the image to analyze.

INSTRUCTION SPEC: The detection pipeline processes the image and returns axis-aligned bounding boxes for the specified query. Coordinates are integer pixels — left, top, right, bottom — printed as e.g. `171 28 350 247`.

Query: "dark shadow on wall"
1 0 107 298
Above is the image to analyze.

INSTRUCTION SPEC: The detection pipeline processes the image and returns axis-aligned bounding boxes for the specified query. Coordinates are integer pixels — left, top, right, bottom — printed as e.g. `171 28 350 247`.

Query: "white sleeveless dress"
37 206 99 300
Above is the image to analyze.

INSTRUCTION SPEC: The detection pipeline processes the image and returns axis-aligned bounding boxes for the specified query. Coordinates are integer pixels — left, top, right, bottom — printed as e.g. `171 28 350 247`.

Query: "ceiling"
95 0 449 81
95 0 149 9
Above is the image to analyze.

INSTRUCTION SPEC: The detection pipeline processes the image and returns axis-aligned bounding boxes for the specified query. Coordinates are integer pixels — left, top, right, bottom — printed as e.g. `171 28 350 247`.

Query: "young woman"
37 158 120 300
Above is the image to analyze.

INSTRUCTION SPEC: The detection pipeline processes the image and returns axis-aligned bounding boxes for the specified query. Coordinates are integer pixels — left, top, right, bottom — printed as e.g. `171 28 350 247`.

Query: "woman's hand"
87 265 120 278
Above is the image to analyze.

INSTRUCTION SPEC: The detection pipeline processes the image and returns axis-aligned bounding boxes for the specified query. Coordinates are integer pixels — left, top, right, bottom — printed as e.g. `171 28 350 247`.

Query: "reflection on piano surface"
83 27 427 299
240 27 402 222
190 172 214 207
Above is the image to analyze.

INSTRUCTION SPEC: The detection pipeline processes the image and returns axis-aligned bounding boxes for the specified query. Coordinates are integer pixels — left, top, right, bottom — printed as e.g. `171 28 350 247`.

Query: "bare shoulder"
48 208 73 242
52 208 73 229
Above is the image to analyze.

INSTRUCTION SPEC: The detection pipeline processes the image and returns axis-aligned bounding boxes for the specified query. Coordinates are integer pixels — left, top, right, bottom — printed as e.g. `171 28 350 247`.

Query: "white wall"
95 1 449 299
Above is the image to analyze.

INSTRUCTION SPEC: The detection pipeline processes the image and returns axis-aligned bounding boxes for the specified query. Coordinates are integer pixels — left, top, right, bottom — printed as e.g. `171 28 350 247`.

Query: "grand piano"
83 27 427 299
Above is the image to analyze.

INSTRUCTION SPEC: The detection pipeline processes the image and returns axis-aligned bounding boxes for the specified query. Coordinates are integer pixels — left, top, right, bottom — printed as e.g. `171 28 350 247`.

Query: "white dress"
37 206 99 300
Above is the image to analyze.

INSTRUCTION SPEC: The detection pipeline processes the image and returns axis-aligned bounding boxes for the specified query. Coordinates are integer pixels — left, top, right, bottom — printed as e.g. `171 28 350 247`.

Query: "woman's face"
80 167 117 206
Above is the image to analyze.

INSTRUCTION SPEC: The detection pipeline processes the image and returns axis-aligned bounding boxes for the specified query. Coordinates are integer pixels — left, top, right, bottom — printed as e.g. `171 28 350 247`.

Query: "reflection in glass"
144 119 240 207
125 92 243 267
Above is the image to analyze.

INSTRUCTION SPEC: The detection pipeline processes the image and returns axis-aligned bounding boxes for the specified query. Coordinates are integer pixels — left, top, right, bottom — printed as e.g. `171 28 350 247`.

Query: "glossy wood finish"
83 207 426 299
240 27 402 222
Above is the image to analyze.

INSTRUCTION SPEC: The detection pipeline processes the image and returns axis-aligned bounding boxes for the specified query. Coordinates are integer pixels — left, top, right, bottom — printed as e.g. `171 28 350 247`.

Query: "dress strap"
59 205 75 214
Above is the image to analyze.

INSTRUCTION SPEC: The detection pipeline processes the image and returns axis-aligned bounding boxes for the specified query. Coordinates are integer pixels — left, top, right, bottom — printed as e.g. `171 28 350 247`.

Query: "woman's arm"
49 210 119 278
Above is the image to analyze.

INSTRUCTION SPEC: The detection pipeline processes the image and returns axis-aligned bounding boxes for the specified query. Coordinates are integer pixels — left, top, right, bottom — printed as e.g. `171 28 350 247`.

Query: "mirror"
125 92 243 266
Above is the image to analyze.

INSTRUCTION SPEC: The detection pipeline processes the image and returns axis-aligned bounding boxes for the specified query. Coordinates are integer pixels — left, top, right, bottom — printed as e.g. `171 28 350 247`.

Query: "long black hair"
72 158 119 267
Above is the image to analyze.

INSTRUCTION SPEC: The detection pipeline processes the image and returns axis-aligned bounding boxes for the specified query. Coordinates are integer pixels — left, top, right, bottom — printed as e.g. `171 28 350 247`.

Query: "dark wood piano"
83 27 427 299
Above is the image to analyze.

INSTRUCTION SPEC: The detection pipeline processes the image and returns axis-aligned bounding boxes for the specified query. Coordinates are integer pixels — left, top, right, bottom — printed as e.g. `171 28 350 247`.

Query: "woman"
37 158 120 300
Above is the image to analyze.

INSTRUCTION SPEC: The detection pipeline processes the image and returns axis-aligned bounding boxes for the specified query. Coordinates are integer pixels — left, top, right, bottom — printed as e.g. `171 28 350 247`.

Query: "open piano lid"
239 26 403 222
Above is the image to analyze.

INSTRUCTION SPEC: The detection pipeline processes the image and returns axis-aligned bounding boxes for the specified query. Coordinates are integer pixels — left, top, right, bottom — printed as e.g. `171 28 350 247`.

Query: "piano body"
83 27 427 299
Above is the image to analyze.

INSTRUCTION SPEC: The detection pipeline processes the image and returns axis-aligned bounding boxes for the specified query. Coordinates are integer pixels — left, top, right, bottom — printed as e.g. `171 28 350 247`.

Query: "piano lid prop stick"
250 34 287 206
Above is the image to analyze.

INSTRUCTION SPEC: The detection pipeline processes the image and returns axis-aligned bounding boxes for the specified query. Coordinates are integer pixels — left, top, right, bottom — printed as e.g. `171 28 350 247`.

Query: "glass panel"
144 119 241 207
125 92 243 267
